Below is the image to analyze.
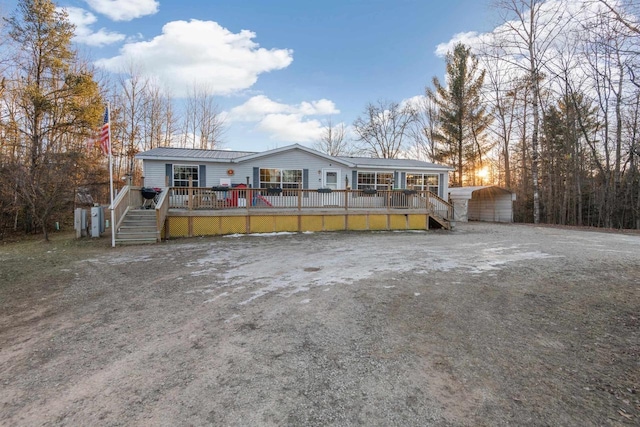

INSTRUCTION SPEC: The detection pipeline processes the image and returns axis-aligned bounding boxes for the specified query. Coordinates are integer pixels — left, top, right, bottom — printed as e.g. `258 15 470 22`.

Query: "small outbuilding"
448 186 516 223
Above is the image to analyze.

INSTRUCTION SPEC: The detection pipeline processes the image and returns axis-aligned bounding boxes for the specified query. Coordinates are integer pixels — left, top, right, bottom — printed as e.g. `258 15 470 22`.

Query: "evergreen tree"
4 0 103 240
428 43 492 186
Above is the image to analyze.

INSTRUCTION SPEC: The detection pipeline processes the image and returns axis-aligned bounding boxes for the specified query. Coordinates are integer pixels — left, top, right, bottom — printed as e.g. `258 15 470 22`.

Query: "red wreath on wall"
227 169 234 176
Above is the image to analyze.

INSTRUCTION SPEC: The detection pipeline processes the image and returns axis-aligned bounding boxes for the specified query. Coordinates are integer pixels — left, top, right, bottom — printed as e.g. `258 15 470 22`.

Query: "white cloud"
435 31 484 57
400 95 427 111
95 20 294 97
228 95 340 142
227 95 292 121
63 7 125 46
257 114 324 143
84 0 159 22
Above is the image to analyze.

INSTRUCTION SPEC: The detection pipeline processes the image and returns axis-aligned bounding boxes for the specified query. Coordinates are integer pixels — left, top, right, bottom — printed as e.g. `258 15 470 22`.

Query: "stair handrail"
154 189 169 242
111 186 144 233
426 191 453 220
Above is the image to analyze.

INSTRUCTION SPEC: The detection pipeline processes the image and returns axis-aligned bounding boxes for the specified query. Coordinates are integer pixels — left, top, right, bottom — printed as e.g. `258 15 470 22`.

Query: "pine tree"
4 0 103 240
428 43 492 186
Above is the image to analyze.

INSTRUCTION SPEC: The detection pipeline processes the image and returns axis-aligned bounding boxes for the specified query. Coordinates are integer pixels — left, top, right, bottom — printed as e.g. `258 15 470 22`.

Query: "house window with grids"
260 168 302 194
173 165 199 187
357 172 393 190
406 173 439 195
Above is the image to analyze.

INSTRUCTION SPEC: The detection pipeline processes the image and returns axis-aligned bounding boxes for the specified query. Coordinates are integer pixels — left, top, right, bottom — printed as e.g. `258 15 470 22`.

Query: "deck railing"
154 189 169 240
167 187 453 220
427 192 454 220
111 185 144 231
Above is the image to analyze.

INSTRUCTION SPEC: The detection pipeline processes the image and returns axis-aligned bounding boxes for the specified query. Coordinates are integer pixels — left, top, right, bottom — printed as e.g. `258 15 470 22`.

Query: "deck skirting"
164 209 434 238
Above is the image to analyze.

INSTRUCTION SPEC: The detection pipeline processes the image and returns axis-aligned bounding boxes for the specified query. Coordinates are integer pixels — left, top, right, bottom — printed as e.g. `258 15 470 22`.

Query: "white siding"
237 150 351 190
143 160 171 188
142 148 451 194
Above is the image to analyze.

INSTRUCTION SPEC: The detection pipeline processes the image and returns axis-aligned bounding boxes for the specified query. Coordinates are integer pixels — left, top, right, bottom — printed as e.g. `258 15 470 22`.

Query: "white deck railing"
166 187 453 221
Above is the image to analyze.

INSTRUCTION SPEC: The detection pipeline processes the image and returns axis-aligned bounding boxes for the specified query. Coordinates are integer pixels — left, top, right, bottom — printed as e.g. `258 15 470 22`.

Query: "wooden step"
114 209 159 245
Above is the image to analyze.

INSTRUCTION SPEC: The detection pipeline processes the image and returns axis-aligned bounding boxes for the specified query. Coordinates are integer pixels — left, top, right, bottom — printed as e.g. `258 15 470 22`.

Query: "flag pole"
107 102 116 248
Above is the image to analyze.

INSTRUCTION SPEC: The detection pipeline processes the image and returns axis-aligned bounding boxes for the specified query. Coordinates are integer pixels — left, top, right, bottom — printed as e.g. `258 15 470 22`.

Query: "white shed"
448 186 516 223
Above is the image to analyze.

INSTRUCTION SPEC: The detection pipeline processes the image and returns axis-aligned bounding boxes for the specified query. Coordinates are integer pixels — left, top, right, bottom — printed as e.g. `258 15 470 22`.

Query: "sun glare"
477 167 489 180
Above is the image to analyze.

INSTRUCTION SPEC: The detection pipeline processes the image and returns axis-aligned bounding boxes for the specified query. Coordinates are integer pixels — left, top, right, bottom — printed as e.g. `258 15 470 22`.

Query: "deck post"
426 190 430 214
298 189 302 211
188 178 193 211
344 189 348 211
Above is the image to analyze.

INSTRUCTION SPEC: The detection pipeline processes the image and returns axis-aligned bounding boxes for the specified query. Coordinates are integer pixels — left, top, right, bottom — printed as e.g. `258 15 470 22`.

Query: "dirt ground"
0 222 639 426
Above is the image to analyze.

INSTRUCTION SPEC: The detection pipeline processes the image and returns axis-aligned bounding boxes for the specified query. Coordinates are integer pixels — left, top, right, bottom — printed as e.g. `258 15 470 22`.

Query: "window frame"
406 173 439 195
356 171 393 191
259 168 303 192
173 164 199 187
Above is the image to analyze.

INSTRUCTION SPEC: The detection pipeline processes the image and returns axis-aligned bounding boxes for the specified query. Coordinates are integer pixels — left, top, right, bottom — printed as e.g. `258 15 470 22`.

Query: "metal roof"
135 147 256 161
337 156 452 170
448 186 515 199
136 145 452 171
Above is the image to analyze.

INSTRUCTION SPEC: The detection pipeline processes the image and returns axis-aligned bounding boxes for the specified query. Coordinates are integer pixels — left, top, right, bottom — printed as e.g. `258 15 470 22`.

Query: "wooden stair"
429 214 453 230
115 209 159 244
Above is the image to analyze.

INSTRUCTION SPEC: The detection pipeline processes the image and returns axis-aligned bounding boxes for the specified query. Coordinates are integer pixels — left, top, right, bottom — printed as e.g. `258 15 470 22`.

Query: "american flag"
99 106 110 155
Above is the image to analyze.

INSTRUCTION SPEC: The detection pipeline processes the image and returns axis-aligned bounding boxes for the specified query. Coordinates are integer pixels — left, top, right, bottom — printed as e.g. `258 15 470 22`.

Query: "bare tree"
313 117 350 156
182 83 225 150
352 100 416 159
410 96 440 162
117 62 149 182
143 80 177 149
491 0 569 223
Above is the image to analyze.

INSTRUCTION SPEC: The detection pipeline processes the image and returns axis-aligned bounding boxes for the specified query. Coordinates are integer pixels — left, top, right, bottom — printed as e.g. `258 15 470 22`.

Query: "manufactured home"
108 144 455 244
137 144 451 198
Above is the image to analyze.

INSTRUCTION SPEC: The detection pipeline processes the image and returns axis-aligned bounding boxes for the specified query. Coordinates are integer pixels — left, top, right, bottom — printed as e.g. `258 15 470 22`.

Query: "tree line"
1 0 639 240
326 0 640 229
0 0 226 240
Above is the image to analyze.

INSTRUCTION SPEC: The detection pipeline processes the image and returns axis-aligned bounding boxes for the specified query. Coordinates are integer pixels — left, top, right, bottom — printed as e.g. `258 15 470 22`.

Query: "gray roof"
136 147 256 161
136 145 451 170
337 156 451 170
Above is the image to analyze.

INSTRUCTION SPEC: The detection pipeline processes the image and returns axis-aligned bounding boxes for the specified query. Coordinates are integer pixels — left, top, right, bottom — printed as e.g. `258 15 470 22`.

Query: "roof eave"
234 143 356 167
352 164 454 171
135 154 234 163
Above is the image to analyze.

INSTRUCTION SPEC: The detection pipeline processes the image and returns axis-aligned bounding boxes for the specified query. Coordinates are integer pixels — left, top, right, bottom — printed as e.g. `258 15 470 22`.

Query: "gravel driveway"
1 222 639 426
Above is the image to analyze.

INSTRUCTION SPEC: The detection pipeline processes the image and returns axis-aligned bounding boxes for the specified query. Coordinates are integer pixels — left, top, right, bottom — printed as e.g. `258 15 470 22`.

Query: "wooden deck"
111 186 453 244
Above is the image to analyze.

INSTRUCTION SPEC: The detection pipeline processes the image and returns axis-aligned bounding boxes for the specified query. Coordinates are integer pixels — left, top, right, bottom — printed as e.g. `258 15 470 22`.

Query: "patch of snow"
184 235 562 306
224 314 240 323
204 292 228 304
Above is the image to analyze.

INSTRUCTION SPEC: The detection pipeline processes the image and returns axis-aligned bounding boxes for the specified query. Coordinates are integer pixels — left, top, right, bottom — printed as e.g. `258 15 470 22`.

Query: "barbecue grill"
141 187 161 209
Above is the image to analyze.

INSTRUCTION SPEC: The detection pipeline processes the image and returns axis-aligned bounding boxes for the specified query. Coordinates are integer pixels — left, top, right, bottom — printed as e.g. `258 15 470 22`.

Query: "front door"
323 169 340 190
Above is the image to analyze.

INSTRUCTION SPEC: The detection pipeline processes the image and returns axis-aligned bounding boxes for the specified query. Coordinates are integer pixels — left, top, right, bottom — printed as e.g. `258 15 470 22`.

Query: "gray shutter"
400 172 406 189
393 171 399 189
253 167 259 188
439 173 444 197
165 163 173 187
199 165 206 187
352 170 358 198
302 168 309 198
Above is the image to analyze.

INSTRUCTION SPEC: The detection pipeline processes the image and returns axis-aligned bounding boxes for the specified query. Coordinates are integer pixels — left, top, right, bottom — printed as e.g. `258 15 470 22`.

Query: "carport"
448 186 516 222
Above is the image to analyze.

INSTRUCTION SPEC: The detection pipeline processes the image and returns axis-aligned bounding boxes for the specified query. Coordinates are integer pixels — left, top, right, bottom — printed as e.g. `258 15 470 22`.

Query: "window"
406 173 439 194
173 165 199 187
260 168 302 192
357 172 393 190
